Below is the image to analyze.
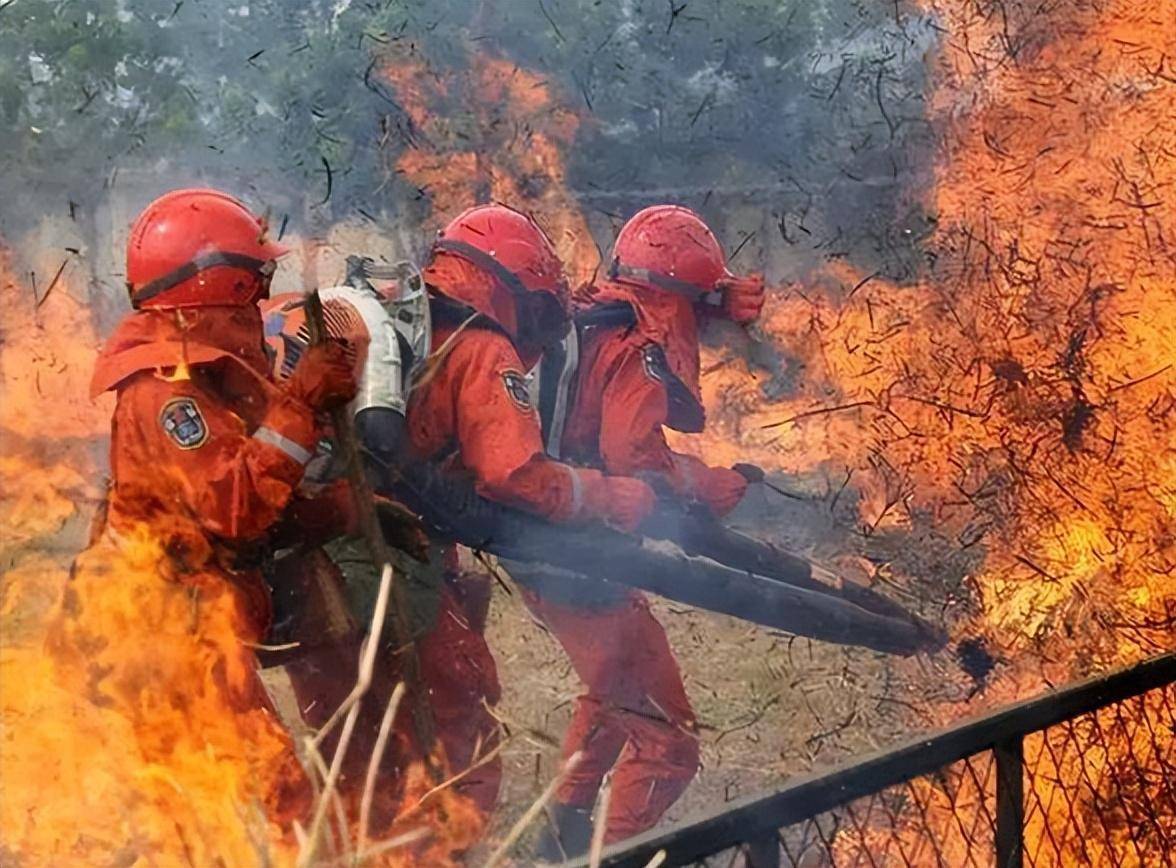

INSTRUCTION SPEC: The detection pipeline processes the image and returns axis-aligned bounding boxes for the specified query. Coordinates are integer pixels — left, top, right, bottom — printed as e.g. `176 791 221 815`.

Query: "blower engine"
263 256 429 474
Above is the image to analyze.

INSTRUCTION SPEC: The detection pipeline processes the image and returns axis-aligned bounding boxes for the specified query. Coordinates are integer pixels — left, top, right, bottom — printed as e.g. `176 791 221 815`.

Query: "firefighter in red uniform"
90 189 357 544
406 203 658 780
281 203 658 830
528 204 766 856
62 187 358 821
405 204 655 528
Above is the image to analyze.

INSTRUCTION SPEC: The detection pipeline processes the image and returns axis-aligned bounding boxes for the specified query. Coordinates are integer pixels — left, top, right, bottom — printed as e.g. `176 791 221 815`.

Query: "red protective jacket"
562 280 746 516
90 305 344 632
406 253 619 524
70 303 348 829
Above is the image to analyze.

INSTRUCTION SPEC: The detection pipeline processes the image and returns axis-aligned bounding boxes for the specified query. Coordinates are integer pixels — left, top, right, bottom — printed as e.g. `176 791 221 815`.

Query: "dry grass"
480 487 979 847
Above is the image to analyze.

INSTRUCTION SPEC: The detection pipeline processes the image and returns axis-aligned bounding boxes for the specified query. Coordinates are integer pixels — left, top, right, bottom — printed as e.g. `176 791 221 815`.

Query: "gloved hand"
697 466 749 516
717 273 765 324
375 495 431 562
285 342 358 413
585 475 657 533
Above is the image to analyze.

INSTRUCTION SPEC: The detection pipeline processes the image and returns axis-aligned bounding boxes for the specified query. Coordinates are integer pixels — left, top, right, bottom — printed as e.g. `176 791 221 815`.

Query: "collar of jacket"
572 278 702 402
90 305 271 397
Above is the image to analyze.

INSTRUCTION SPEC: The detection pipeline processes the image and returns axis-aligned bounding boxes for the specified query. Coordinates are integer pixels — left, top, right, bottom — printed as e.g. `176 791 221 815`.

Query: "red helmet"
609 205 729 297
433 203 568 306
126 188 289 309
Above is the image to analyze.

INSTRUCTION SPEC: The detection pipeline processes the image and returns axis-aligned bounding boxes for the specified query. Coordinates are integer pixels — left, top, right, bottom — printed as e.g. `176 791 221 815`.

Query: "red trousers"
286 577 502 829
524 589 699 842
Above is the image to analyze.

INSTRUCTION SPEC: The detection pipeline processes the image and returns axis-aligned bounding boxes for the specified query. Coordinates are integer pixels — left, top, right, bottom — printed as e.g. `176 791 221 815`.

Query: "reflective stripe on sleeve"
566 464 584 518
253 426 313 465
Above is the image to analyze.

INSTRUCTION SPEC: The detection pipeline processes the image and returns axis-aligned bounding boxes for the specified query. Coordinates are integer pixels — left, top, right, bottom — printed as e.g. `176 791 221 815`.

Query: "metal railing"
581 653 1176 868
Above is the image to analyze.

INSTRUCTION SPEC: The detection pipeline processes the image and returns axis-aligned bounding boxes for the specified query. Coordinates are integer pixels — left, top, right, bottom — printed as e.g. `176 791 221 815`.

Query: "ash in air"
1 0 1172 866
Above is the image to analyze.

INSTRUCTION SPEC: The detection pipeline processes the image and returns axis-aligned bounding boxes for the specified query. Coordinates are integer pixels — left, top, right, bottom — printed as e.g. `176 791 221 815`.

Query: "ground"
476 481 982 852
3 446 982 863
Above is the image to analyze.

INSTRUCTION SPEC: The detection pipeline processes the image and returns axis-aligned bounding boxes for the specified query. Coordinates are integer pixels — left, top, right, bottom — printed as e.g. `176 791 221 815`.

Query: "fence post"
745 833 781 868
995 738 1024 868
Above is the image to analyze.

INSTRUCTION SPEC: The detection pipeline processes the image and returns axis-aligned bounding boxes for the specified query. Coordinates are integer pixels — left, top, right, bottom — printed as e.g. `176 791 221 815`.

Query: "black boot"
534 802 594 864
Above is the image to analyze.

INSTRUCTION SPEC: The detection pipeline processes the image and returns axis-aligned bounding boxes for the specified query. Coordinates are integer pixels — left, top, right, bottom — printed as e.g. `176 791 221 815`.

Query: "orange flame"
0 244 484 865
687 0 1174 667
1 251 301 863
681 0 1173 859
375 756 488 867
383 49 601 285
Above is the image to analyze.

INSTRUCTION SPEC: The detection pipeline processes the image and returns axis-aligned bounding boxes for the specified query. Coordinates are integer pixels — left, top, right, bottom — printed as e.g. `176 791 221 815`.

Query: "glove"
717 273 765 324
697 466 749 517
284 342 358 413
584 475 656 533
603 477 657 532
375 496 431 562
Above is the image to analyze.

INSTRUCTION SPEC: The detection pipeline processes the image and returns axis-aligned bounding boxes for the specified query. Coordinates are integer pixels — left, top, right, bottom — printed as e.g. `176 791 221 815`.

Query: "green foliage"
1 0 934 274
0 0 415 225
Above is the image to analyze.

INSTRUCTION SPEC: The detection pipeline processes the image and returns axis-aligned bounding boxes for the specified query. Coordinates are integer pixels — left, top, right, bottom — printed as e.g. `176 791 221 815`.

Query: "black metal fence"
581 653 1176 868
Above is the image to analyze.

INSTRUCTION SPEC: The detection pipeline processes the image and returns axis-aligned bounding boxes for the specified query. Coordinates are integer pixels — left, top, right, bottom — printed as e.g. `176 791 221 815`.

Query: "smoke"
1 0 935 293
0 0 949 677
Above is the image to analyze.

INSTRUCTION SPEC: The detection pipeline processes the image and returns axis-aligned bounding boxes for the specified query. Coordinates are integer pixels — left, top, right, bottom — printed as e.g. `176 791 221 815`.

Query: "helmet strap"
131 250 272 308
608 259 708 299
431 237 534 303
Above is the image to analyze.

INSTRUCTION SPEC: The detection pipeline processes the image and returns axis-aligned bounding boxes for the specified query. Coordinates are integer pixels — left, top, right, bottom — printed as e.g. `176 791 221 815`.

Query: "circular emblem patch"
159 397 209 450
501 370 535 413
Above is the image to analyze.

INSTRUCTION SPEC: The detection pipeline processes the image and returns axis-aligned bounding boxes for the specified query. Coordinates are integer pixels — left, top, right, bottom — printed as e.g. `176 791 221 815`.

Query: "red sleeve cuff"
254 394 320 467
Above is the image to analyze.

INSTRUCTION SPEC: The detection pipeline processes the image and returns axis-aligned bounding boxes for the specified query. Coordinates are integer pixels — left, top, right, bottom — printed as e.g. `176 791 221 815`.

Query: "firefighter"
58 187 359 822
89 189 357 542
282 203 658 830
527 204 766 856
405 203 655 526
406 202 657 789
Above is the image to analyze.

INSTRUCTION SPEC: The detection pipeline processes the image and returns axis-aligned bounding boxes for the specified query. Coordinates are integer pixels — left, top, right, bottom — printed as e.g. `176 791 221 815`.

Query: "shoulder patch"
501 370 535 412
639 342 706 433
159 397 209 450
640 343 669 384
